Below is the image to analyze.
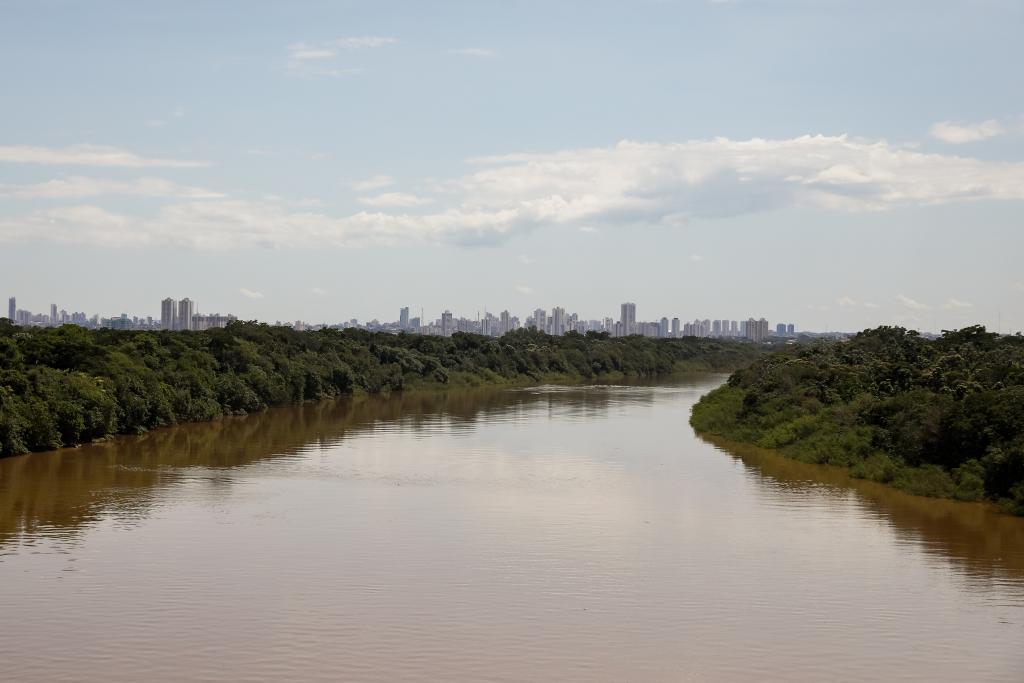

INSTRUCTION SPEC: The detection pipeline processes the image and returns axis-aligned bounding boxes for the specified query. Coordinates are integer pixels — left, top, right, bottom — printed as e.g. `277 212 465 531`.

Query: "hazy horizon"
2 0 1022 332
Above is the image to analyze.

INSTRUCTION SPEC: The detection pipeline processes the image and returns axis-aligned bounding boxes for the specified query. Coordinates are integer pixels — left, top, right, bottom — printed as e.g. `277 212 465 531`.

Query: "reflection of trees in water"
700 434 1024 581
0 385 639 548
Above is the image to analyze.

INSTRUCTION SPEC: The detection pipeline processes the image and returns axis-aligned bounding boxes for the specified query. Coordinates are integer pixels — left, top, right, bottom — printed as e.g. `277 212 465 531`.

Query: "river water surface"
1 376 1023 681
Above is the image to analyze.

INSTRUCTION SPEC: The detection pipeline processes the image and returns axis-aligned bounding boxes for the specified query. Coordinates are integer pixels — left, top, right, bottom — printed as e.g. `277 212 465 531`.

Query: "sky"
1 0 1022 332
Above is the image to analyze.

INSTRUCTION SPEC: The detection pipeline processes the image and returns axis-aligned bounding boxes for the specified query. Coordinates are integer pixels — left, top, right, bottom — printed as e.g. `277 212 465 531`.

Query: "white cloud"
0 144 209 167
518 254 534 265
515 285 534 295
897 294 930 311
1013 282 1024 292
335 36 397 49
2 176 224 199
836 296 858 307
287 43 337 60
239 288 264 299
350 175 394 191
7 134 1024 250
286 37 395 78
448 47 496 57
943 298 973 309
863 302 880 309
929 119 1006 144
690 254 703 262
310 287 327 296
357 192 434 208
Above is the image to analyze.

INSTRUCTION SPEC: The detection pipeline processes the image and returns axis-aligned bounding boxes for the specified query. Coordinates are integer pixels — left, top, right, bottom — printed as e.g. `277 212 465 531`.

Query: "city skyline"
3 290 853 340
1 1 1022 332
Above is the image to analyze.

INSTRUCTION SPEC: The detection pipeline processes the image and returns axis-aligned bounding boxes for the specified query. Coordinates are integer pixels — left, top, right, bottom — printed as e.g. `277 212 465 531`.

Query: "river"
1 376 1022 681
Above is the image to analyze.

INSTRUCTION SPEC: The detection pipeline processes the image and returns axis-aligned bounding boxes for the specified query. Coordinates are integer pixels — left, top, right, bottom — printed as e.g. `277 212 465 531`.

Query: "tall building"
659 317 669 338
441 310 454 337
7 297 14 322
671 317 680 337
500 310 511 336
787 323 795 335
551 306 566 336
160 298 176 330
178 298 195 331
49 303 57 325
745 317 769 343
620 302 636 336
533 308 546 333
399 307 410 330
776 323 787 335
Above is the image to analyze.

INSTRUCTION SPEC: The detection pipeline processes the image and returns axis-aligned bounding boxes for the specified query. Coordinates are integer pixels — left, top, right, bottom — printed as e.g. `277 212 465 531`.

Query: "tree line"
0 320 763 457
691 326 1024 515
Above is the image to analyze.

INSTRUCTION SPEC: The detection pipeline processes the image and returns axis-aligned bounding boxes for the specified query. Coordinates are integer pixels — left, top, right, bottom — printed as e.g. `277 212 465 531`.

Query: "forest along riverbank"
0 320 764 458
691 326 1024 515
1 378 1023 682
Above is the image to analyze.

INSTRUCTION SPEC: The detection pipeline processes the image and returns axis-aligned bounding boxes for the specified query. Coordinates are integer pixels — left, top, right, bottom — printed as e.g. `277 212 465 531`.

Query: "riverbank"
689 326 1024 516
0 321 765 457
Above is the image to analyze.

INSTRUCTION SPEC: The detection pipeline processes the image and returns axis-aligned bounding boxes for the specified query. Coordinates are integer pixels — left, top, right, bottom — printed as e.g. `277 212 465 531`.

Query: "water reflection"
701 434 1024 581
0 384 652 549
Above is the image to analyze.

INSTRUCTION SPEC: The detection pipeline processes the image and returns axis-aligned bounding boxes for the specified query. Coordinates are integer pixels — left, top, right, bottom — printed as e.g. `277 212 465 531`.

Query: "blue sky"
1 0 1022 331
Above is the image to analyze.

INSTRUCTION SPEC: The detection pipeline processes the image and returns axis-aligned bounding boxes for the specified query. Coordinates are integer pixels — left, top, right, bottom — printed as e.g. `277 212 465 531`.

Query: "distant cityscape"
5 295 800 341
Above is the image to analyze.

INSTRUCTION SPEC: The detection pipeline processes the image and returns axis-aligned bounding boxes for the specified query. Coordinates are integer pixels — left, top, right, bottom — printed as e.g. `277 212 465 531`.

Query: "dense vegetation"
691 326 1024 514
0 320 763 457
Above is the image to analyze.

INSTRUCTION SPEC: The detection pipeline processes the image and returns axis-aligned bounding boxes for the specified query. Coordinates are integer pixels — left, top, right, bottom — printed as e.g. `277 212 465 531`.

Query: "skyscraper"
500 310 511 335
671 317 680 337
7 297 14 322
399 307 410 330
620 302 636 336
533 308 546 333
160 298 176 330
50 304 58 325
441 310 453 337
178 298 195 331
551 306 566 336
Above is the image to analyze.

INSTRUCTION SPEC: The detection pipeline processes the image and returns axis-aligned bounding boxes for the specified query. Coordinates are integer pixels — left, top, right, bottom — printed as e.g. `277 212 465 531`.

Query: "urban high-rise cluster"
159 297 237 331
5 294 798 342
358 303 796 342
3 295 237 332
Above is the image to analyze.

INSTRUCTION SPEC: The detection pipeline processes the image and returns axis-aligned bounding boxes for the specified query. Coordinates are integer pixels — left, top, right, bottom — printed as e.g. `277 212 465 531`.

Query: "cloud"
7 134 1024 250
1013 282 1024 292
517 254 534 265
690 254 703 262
287 43 337 60
515 285 534 295
0 144 209 167
310 287 327 296
448 48 496 57
357 192 434 208
239 288 264 299
897 294 930 311
943 298 973 309
334 36 397 49
286 37 395 78
350 175 394 191
2 176 224 199
929 119 1006 144
837 296 880 309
